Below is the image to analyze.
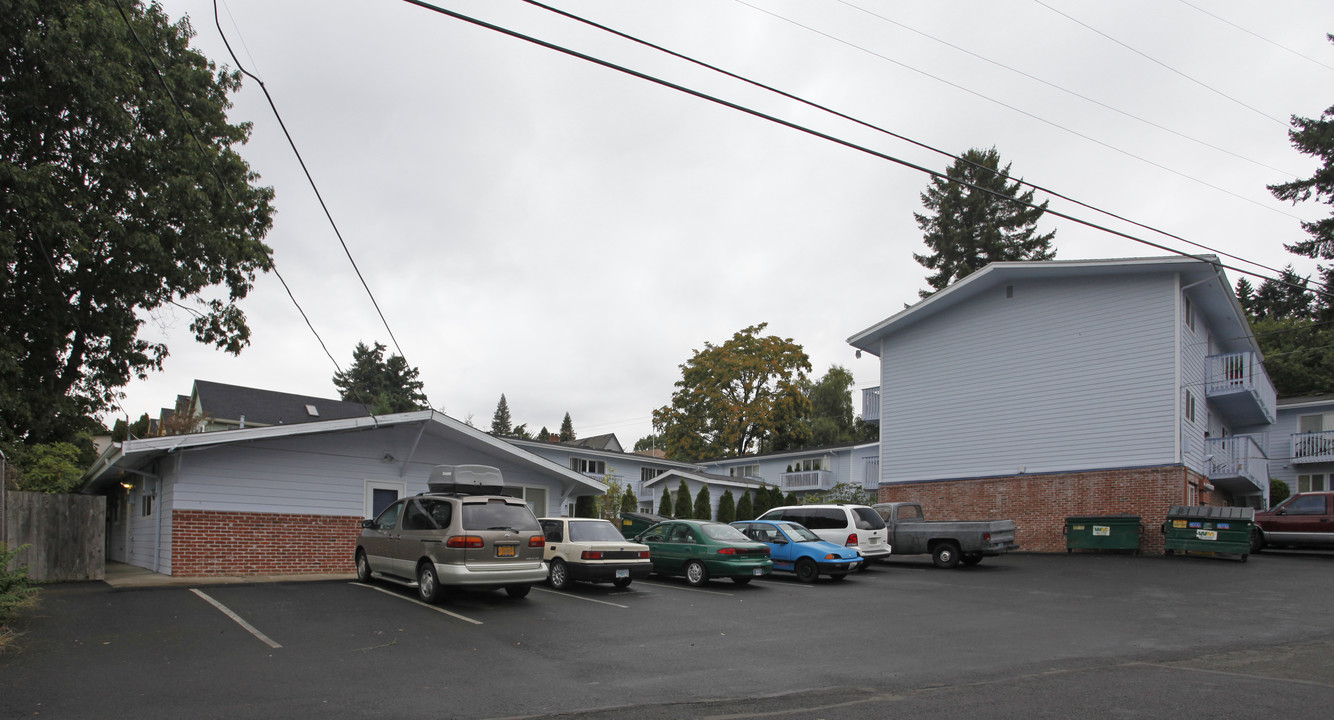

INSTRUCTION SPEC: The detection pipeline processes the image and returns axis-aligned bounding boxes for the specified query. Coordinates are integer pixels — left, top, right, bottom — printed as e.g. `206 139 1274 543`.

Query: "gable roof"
81 410 606 497
562 433 623 453
848 255 1254 356
192 379 371 427
642 468 774 492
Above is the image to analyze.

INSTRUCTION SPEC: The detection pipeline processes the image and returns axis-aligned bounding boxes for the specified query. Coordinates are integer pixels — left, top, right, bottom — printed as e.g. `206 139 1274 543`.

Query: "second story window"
1183 295 1195 331
1185 390 1196 424
729 464 761 479
570 458 605 475
641 467 663 483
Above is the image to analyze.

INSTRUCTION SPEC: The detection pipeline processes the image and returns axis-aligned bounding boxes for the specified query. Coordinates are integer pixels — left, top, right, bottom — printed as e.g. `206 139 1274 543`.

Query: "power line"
521 0 1297 282
733 0 1302 224
210 0 429 408
400 0 1328 304
1175 0 1334 74
1032 0 1288 126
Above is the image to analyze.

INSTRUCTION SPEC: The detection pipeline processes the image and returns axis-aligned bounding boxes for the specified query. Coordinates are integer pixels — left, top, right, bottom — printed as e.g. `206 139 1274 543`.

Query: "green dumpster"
1064 515 1142 553
1161 506 1254 562
619 511 672 540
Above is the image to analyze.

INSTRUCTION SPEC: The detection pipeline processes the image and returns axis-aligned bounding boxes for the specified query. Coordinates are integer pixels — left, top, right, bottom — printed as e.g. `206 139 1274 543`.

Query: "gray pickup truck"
872 502 1019 568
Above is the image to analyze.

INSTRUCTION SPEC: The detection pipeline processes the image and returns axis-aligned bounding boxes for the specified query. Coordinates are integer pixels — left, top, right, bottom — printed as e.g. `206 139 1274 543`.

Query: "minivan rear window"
852 507 886 530
462 501 540 531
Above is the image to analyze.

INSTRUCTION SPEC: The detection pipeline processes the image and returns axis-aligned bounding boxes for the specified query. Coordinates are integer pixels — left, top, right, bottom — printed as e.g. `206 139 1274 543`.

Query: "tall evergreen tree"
490 394 513 435
1269 47 1334 263
736 491 753 521
673 479 693 519
913 147 1056 298
658 488 673 516
620 492 637 514
332 341 428 414
717 490 736 524
559 412 576 442
693 485 712 521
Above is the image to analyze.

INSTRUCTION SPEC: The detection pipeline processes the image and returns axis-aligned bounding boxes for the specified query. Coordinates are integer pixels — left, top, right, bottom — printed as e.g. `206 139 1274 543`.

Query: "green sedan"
635 520 773 586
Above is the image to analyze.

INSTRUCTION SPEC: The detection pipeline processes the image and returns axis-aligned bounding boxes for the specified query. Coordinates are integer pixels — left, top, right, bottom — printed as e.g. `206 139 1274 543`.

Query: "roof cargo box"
428 464 505 495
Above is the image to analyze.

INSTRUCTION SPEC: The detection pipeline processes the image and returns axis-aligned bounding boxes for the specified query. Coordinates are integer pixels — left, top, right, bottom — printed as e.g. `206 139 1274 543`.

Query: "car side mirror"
361 519 375 528
774 537 788 545
1277 509 1287 516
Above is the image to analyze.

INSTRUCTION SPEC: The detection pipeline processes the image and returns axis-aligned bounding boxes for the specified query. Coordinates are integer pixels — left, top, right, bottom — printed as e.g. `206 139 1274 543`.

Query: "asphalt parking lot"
4 550 1334 719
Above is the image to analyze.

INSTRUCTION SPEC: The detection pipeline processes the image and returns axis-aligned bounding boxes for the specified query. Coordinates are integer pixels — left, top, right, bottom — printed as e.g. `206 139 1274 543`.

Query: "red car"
1252 492 1334 551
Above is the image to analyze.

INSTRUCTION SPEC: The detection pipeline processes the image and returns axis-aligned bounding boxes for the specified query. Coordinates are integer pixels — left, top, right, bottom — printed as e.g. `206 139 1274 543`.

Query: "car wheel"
961 553 983 566
612 577 633 588
795 558 819 583
932 542 961 569
1250 529 1266 553
417 562 443 604
731 577 751 585
829 573 847 582
505 584 530 599
355 549 373 583
684 560 710 586
548 558 572 590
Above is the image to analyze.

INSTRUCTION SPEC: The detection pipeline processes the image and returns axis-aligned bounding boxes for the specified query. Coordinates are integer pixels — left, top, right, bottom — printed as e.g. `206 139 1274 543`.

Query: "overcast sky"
117 0 1334 448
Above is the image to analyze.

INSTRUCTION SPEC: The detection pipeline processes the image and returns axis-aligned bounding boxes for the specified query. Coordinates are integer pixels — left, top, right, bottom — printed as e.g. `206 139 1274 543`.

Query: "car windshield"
853 507 887 530
782 524 822 542
568 520 625 542
461 501 540 531
701 523 751 542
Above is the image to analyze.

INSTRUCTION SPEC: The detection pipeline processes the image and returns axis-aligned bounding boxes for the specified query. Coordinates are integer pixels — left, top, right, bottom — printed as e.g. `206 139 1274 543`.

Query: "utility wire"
523 0 1296 281
1176 0 1334 74
399 0 1330 304
111 0 379 418
837 0 1299 177
1032 0 1288 126
734 0 1301 224
211 0 426 410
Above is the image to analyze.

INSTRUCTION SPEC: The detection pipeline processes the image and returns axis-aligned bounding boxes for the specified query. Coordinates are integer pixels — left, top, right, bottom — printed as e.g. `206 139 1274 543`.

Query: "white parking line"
351 582 484 625
190 589 282 649
530 587 629 608
634 581 734 597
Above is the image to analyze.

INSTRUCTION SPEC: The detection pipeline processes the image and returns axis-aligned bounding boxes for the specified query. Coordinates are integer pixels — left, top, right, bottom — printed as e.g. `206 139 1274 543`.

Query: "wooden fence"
3 491 105 582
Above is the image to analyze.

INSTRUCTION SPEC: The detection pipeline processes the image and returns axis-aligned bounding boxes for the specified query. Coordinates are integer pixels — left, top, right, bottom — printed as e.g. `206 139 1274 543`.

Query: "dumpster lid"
1065 515 1141 523
1165 505 1255 521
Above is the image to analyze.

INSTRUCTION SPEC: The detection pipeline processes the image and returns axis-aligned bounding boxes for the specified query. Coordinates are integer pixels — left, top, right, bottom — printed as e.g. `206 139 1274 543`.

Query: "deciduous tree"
913 147 1055 298
1 0 276 444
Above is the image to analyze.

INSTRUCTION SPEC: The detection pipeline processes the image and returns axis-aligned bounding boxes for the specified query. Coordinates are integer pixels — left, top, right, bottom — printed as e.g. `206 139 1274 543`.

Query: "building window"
641 467 664 483
1185 390 1196 424
141 492 153 517
1297 474 1328 493
1183 295 1195 331
790 458 823 472
570 458 605 475
504 486 549 516
729 464 761 479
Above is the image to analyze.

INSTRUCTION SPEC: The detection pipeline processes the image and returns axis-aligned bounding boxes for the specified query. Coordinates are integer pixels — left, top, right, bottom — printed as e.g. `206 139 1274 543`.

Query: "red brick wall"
877 466 1220 554
172 510 360 577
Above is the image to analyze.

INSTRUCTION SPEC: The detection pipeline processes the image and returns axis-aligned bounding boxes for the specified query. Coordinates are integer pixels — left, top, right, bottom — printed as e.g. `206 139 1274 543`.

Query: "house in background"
698 442 880 502
182 379 372 432
1269 395 1334 496
506 437 698 514
81 411 605 577
849 256 1275 553
641 469 772 520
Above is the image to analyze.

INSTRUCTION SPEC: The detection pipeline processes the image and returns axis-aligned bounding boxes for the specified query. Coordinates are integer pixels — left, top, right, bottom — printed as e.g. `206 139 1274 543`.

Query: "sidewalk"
103 561 354 588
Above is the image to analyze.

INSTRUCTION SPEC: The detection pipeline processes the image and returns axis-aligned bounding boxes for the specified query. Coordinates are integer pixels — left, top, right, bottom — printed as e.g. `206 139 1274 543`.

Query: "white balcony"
781 470 835 492
1205 435 1268 498
862 387 880 423
1205 352 1276 425
1291 430 1334 464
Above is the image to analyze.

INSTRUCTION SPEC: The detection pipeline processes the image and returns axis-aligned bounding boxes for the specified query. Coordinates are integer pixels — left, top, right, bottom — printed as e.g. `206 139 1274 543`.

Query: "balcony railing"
862 387 880 423
1291 430 1334 464
1205 435 1268 497
781 470 835 492
1205 351 1276 425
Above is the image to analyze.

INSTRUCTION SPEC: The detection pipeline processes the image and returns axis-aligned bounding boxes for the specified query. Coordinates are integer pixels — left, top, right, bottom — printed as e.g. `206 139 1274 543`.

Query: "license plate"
753 568 764 576
1196 530 1217 541
615 568 629 579
496 545 516 557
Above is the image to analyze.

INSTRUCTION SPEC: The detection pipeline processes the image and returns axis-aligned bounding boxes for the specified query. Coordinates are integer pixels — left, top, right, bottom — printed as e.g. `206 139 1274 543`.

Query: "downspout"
154 473 163 574
1 447 7 543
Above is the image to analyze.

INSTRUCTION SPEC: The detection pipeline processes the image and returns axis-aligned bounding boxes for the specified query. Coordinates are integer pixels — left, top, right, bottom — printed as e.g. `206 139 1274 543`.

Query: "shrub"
717 490 736 524
620 492 636 514
673 480 693 519
575 495 598 518
658 488 672 517
736 491 753 521
753 486 773 518
784 492 798 505
1269 479 1291 508
1 543 38 628
694 485 712 521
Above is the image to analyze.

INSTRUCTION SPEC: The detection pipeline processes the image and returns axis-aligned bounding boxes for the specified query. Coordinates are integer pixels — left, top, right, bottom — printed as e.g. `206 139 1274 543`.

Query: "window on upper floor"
729 464 761 479
1296 474 1328 494
1183 295 1195 331
1185 390 1196 424
641 467 664 483
788 458 824 473
1298 413 1334 433
570 458 605 475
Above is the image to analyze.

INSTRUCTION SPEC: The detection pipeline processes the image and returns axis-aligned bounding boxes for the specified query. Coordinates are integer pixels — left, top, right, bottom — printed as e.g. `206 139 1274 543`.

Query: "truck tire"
960 553 983 566
932 542 961 569
1250 529 1266 554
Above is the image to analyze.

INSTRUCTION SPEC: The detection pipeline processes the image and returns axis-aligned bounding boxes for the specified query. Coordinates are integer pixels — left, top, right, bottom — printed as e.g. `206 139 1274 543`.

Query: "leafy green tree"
491 394 513 435
0 0 276 445
1248 317 1334 396
693 485 712 521
633 434 664 453
654 324 812 461
1269 479 1291 508
13 442 85 493
111 414 153 442
913 147 1056 298
575 495 597 518
658 488 672 516
820 482 871 505
559 413 576 442
736 491 753 521
673 479 693 519
510 423 533 440
717 490 736 524
595 472 624 521
332 342 427 414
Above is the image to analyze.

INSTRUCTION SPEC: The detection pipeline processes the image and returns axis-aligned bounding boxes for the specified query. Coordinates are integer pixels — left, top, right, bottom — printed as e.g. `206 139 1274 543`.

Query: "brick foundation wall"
172 510 361 577
877 466 1220 554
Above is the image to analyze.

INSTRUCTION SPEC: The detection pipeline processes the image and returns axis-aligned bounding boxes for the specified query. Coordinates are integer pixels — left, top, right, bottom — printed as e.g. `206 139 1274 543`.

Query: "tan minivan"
355 465 548 602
